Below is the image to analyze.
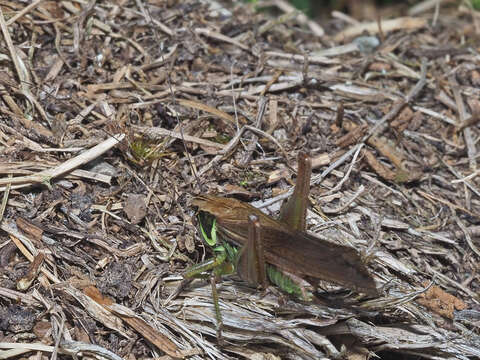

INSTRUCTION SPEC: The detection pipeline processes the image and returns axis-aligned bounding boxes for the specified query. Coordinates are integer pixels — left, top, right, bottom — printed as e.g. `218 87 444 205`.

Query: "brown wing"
258 227 378 296
193 195 378 296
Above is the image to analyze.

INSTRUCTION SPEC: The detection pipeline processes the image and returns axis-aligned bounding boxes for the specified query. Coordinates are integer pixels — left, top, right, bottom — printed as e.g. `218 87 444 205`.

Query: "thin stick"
365 58 427 141
6 0 44 25
0 174 11 221
0 8 23 83
0 134 125 190
453 213 480 258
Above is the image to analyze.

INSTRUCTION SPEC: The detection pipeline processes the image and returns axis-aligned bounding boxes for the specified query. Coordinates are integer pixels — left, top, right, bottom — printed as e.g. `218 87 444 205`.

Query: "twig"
365 58 427 141
0 174 11 221
322 144 364 196
197 124 290 178
0 134 125 191
323 185 366 214
195 28 249 51
442 158 480 199
0 7 23 85
258 145 363 209
239 96 268 166
453 213 480 258
450 75 476 171
131 125 224 149
6 0 43 25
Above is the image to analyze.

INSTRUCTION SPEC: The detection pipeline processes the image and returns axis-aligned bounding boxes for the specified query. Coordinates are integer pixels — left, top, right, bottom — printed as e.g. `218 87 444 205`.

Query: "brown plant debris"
417 281 467 320
0 1 479 359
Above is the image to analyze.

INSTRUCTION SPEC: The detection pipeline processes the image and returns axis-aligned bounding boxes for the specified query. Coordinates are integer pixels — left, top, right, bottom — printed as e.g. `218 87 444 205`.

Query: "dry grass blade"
83 286 197 358
0 134 124 191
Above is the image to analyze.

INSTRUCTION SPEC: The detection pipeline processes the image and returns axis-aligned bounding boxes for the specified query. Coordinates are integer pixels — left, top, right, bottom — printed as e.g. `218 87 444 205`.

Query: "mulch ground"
0 1 479 359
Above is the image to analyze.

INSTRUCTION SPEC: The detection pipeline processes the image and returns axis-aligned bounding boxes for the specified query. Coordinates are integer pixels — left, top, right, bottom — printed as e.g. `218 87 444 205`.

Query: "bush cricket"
184 152 378 341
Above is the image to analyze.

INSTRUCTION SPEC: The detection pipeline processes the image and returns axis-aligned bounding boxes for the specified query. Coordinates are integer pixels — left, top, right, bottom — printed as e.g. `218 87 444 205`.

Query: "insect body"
192 195 378 296
184 152 378 340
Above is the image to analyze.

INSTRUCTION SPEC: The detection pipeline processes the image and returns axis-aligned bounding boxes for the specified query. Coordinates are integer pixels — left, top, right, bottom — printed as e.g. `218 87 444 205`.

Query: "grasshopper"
185 152 378 340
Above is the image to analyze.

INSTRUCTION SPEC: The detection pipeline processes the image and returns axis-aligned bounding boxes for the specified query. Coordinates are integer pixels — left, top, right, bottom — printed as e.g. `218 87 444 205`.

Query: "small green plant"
290 0 312 17
213 133 231 144
129 138 166 166
239 171 254 187
471 0 480 10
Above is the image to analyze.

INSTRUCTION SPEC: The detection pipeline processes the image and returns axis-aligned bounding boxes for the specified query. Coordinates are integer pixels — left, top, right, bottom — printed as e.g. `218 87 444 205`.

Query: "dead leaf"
124 194 147 224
